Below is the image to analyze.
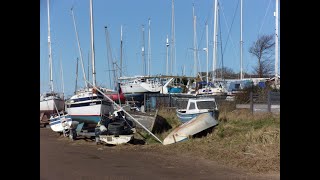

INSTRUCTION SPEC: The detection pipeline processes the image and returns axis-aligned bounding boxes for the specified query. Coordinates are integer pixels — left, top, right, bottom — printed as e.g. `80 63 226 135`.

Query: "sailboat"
40 0 64 116
65 0 114 126
183 2 226 96
118 23 162 101
102 26 126 104
49 105 72 133
49 46 73 133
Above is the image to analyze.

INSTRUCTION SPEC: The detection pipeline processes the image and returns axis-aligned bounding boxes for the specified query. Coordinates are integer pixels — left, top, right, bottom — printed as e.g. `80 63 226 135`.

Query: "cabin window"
197 101 216 110
189 102 196 110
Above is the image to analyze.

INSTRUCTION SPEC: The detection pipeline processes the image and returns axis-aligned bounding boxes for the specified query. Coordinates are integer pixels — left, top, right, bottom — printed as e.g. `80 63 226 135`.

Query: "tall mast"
120 25 123 77
71 7 88 88
240 0 243 80
275 0 279 84
59 51 65 98
47 0 54 92
166 35 169 75
75 58 79 94
147 18 151 76
212 0 218 82
170 0 175 75
141 25 146 75
205 22 209 83
193 4 198 77
89 0 96 86
87 51 90 82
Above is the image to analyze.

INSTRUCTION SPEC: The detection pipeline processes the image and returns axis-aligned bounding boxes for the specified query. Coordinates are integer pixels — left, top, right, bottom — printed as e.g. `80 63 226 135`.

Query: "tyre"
108 122 124 135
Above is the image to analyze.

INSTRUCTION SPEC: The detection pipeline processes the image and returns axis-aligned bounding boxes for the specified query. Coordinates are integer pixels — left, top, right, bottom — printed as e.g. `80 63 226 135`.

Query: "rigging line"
104 26 113 89
220 2 239 64
222 0 239 54
51 44 61 93
258 0 272 36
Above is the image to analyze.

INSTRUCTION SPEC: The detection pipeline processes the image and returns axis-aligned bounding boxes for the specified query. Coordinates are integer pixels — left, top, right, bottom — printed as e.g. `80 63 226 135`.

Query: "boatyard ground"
40 106 280 180
40 128 279 180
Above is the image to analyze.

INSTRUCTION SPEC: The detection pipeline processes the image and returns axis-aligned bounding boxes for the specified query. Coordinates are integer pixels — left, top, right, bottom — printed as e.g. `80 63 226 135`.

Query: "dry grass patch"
139 108 280 173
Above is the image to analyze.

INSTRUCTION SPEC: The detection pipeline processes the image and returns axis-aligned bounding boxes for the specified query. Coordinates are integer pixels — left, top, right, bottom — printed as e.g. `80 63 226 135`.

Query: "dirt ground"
40 128 279 180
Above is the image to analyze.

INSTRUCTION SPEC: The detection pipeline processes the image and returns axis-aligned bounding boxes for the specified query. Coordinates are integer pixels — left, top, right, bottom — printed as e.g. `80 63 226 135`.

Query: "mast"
275 0 279 84
141 25 146 75
59 51 65 99
205 22 209 83
170 0 175 75
71 7 88 88
240 0 243 80
47 0 53 92
87 51 90 82
212 0 218 82
120 25 123 77
193 4 198 78
166 35 169 75
75 58 79 94
89 0 96 86
147 18 151 76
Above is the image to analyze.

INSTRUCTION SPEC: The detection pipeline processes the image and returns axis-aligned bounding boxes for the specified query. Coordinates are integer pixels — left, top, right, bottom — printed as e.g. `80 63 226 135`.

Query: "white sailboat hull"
40 98 64 113
67 103 109 116
120 82 162 94
140 82 162 92
197 87 227 96
49 114 73 132
120 83 148 94
66 100 113 124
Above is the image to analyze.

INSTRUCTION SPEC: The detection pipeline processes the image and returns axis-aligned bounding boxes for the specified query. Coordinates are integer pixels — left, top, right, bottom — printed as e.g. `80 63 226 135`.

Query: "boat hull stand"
66 113 136 146
67 121 98 141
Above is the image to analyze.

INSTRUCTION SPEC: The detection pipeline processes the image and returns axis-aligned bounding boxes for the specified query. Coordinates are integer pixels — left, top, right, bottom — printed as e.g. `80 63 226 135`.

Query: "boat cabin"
180 98 218 113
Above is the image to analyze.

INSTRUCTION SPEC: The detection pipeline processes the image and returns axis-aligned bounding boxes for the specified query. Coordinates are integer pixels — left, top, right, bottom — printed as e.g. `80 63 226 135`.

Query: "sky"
40 0 280 97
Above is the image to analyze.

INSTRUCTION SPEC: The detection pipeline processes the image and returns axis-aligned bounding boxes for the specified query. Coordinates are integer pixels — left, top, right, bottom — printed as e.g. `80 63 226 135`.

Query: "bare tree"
214 67 237 79
249 34 275 78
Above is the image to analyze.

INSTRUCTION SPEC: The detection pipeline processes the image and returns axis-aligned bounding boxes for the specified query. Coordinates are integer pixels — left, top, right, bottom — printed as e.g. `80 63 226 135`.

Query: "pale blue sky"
40 0 280 97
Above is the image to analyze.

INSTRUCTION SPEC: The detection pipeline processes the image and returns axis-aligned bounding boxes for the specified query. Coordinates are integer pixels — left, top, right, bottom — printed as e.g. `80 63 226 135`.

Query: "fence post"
250 92 253 114
267 91 271 113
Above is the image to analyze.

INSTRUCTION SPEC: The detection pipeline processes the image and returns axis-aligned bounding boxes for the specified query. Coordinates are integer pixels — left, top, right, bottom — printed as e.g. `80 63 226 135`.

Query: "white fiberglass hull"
120 83 148 94
140 82 162 92
40 98 65 114
197 87 227 96
163 113 218 145
66 101 113 125
49 114 72 132
120 82 162 94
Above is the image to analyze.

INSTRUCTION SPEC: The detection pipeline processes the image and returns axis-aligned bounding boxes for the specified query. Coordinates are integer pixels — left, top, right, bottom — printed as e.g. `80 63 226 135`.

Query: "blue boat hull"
168 87 183 93
69 115 102 125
